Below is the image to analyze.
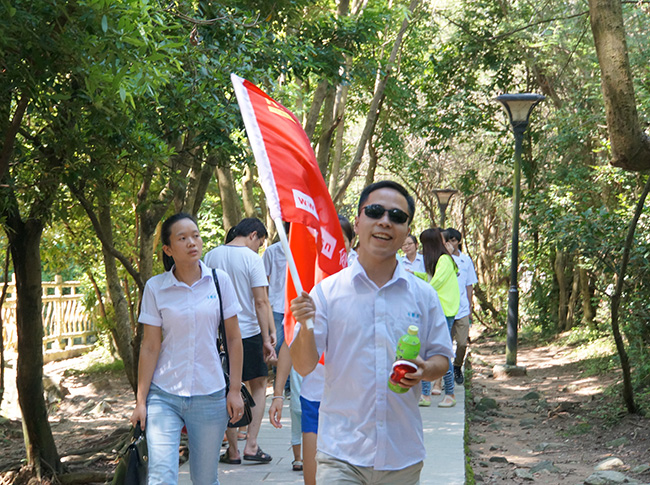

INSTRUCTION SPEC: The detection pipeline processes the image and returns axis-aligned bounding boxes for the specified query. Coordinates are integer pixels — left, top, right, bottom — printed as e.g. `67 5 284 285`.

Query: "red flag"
231 74 347 343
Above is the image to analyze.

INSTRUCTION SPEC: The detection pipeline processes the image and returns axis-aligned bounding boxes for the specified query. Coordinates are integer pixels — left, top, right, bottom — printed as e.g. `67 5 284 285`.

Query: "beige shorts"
316 451 423 485
451 315 470 346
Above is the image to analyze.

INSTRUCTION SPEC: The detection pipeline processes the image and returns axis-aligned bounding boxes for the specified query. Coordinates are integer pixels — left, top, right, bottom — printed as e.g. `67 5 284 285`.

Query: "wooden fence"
1 274 97 355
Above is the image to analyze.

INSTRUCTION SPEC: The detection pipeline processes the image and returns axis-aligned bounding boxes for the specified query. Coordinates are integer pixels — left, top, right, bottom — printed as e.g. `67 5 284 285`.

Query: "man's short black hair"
232 218 268 239
445 227 462 241
358 180 415 224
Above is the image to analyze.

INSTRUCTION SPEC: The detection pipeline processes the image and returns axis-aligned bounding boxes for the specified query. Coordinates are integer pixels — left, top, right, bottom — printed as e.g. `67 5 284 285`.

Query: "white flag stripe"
230 73 283 220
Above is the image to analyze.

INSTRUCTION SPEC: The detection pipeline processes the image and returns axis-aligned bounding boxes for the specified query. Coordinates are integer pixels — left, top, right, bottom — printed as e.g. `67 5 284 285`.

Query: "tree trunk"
97 201 137 392
554 250 568 332
0 245 11 408
189 152 219 216
579 267 597 330
609 174 649 414
0 94 29 180
327 0 351 195
5 216 62 475
242 165 257 218
216 165 242 232
364 135 378 188
566 265 580 331
588 0 650 171
304 79 330 142
316 85 336 178
328 78 350 195
473 284 501 329
333 0 420 205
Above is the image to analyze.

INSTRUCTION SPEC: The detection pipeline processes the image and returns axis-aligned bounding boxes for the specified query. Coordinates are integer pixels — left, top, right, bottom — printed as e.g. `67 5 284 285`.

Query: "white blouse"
139 261 241 396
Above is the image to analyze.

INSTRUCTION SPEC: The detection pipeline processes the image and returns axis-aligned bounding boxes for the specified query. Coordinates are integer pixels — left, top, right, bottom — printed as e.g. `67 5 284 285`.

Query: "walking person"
290 181 454 485
130 212 244 484
414 228 460 408
444 228 478 385
268 342 305 473
205 218 277 465
400 234 425 273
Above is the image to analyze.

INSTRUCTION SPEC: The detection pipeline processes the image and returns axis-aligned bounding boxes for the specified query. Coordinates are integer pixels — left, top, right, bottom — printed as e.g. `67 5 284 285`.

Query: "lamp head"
494 93 545 134
433 189 458 206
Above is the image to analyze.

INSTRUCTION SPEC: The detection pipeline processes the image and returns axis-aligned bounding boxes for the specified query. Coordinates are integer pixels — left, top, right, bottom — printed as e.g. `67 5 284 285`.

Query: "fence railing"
1 274 97 354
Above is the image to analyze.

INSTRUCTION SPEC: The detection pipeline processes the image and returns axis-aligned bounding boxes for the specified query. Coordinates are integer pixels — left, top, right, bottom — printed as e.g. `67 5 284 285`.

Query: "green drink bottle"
388 325 421 393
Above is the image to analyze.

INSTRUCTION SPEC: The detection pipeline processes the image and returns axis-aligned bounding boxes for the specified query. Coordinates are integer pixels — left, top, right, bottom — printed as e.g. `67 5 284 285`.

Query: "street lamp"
494 93 544 370
432 189 458 227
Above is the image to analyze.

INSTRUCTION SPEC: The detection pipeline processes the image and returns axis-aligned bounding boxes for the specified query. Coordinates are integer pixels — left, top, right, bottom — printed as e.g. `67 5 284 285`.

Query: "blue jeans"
421 316 456 396
146 383 229 485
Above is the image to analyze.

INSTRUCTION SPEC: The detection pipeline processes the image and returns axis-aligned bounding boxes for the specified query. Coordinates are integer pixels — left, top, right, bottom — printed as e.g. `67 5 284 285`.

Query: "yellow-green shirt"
414 254 460 317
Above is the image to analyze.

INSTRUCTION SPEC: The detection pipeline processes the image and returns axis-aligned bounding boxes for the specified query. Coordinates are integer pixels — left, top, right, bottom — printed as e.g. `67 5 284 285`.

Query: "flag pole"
274 217 314 330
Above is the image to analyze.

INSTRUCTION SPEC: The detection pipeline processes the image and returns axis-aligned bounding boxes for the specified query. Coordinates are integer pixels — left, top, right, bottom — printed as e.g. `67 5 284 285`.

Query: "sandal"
418 396 432 407
292 459 303 471
219 452 241 465
237 431 248 441
438 395 457 408
243 447 272 463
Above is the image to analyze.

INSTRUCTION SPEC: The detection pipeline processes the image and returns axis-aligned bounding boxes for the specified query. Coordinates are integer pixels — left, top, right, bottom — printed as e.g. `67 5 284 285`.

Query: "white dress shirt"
452 251 478 319
300 362 325 402
400 253 425 274
294 260 453 470
263 242 287 314
139 261 242 396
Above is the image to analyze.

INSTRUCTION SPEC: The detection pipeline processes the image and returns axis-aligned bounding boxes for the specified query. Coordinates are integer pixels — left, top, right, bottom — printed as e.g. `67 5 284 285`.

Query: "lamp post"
432 189 458 227
494 93 544 369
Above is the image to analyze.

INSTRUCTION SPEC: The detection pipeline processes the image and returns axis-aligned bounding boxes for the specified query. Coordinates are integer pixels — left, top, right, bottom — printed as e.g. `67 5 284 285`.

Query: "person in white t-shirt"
204 218 276 465
444 227 478 385
130 213 244 484
263 229 288 360
290 181 453 485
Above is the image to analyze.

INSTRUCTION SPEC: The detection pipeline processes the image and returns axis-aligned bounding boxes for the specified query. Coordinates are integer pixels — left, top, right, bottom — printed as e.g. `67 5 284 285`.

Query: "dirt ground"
1 350 135 484
1 334 649 484
467 330 650 484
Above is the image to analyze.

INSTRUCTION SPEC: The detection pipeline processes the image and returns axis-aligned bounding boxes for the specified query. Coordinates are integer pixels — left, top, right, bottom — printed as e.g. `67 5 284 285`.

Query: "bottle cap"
407 325 419 335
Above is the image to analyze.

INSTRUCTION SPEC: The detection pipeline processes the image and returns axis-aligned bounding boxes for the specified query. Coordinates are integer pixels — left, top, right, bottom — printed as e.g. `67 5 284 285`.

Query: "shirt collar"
350 256 411 290
160 260 213 289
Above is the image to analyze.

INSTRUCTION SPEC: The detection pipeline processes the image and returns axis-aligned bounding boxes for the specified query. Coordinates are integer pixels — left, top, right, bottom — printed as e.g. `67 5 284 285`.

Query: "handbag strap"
212 268 230 378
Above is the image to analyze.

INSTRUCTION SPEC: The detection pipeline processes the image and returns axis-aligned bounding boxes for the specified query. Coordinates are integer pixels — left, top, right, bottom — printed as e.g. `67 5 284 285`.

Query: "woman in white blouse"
130 213 244 484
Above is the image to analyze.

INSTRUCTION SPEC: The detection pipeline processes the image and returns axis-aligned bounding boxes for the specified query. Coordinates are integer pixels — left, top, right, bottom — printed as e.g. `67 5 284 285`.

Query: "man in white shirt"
445 227 478 385
290 181 453 484
204 218 276 464
400 234 425 273
263 236 288 357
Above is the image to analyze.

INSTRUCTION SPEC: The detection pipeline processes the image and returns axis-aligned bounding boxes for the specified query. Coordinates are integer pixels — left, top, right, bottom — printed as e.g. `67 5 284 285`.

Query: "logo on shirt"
293 189 319 220
406 311 421 326
207 294 217 300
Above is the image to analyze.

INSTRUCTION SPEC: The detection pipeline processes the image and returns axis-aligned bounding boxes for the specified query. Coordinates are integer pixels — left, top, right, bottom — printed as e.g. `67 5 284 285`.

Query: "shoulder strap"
212 269 230 377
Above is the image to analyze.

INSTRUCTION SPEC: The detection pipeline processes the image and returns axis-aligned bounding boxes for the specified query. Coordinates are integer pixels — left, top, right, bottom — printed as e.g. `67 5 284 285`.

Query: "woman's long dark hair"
420 228 451 277
161 212 198 271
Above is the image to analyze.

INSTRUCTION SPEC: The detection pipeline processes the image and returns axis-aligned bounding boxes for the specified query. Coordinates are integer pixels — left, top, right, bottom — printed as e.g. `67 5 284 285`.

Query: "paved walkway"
179 385 465 484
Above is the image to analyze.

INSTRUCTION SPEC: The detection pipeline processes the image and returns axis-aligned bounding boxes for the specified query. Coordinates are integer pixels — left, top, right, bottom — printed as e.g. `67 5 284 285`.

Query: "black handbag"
212 269 255 428
111 422 148 485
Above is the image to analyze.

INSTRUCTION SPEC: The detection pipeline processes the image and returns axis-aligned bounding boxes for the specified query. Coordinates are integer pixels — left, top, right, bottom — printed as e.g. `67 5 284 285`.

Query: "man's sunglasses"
361 204 410 224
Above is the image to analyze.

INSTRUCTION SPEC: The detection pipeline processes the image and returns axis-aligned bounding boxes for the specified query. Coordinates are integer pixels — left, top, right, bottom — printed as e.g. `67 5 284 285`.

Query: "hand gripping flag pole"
231 73 348 335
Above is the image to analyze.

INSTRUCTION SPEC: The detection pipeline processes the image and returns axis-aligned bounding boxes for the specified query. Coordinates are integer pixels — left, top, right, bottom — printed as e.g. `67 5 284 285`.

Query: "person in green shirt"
414 228 460 407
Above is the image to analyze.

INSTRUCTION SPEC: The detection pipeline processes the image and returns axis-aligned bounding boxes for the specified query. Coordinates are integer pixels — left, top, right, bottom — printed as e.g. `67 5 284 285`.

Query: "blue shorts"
300 396 320 434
